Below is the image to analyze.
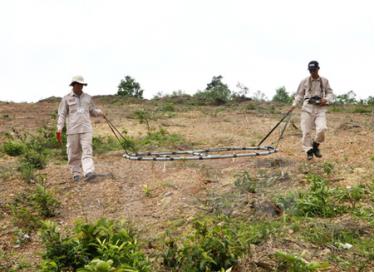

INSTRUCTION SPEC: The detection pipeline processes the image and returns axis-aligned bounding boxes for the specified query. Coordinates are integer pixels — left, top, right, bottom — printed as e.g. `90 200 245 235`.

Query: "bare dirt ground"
0 98 373 271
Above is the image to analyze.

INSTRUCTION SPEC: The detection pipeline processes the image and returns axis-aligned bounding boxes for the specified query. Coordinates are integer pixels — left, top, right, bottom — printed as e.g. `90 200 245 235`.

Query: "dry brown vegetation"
0 97 373 271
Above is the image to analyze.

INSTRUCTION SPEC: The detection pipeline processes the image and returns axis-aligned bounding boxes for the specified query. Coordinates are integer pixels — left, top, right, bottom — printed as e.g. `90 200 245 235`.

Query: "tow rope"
104 109 293 161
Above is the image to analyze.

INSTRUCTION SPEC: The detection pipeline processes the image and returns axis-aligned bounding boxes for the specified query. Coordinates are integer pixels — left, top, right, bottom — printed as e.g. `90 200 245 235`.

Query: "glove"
96 109 104 117
56 131 62 144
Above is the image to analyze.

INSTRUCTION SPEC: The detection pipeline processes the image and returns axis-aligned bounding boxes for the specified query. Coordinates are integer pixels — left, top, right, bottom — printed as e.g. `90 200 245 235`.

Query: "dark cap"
308 60 320 71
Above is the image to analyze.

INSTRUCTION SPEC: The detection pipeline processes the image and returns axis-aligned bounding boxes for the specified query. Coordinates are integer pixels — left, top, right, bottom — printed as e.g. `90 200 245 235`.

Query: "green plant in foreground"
322 161 334 175
2 140 25 156
162 216 275 272
22 148 47 169
77 259 118 272
39 218 150 272
295 174 343 217
32 184 60 217
336 184 366 209
18 161 36 182
275 251 329 272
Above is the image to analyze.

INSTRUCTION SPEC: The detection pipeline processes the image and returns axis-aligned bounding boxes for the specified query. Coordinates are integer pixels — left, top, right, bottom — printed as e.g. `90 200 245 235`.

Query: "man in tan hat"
290 61 335 160
56 75 104 181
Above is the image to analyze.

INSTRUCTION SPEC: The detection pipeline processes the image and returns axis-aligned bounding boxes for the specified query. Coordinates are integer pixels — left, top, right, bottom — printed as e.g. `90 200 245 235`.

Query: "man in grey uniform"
290 61 334 160
56 75 104 181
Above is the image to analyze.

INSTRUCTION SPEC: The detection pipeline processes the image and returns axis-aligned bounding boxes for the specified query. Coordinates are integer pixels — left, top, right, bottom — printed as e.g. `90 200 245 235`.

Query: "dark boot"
307 149 314 160
312 142 322 158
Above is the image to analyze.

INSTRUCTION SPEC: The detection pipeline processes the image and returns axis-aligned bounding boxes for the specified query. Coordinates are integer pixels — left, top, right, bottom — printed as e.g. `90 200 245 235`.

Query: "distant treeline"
116 75 374 106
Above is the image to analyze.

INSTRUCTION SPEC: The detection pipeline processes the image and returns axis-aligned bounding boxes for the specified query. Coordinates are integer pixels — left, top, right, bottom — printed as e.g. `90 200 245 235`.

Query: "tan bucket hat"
69 75 88 86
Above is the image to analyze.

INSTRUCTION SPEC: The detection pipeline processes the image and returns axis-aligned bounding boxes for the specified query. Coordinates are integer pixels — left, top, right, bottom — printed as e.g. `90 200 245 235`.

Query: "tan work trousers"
67 132 95 177
300 104 327 152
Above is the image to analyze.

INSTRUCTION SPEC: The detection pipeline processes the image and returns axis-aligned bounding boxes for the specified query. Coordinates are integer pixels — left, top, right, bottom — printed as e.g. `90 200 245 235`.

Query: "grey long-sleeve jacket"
292 76 334 107
57 92 102 135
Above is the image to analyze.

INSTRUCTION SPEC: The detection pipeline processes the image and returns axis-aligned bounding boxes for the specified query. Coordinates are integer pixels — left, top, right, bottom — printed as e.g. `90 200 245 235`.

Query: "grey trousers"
300 104 327 152
67 132 95 176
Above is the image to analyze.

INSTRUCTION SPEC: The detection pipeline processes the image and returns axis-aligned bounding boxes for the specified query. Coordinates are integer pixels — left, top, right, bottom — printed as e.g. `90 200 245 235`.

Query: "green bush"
294 174 343 217
92 136 121 154
10 204 41 234
39 218 150 272
277 174 345 218
117 75 144 99
32 184 60 217
323 161 334 175
10 185 59 235
272 86 292 104
139 128 188 150
336 184 366 209
162 216 275 272
22 148 47 169
2 140 25 156
194 75 232 105
134 109 152 131
77 259 118 272
18 161 36 182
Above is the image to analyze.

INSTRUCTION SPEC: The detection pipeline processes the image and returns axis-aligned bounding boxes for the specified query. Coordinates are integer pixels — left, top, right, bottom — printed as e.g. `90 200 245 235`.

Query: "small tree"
232 82 250 99
252 90 267 102
272 86 292 103
195 75 232 105
335 90 357 104
117 76 144 98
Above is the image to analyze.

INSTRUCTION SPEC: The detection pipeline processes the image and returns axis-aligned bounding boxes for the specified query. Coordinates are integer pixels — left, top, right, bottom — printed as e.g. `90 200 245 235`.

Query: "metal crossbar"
104 110 292 161
123 146 278 161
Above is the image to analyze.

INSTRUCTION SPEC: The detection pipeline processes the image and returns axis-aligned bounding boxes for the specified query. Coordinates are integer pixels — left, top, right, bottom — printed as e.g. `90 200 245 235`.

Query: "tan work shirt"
57 92 101 135
292 76 334 107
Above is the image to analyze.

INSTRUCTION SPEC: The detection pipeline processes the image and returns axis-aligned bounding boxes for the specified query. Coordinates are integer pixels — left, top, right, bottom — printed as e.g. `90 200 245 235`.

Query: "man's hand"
288 105 296 113
319 98 328 106
56 131 62 144
96 109 105 117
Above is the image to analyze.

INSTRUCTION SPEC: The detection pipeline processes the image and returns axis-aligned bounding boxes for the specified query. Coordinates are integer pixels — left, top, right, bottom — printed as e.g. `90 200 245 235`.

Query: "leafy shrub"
336 184 366 209
22 148 47 169
159 103 176 112
302 222 361 247
39 218 150 272
272 86 292 104
2 140 25 156
139 128 188 150
277 174 345 218
32 184 60 217
120 135 138 153
77 259 118 272
10 185 59 235
194 75 232 105
294 174 343 217
162 216 275 271
323 161 334 175
117 75 144 98
18 161 36 182
134 109 152 131
10 204 41 233
92 136 121 154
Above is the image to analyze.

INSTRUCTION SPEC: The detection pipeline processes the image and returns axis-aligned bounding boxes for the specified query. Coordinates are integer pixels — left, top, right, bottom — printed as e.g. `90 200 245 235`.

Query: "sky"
0 0 374 102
